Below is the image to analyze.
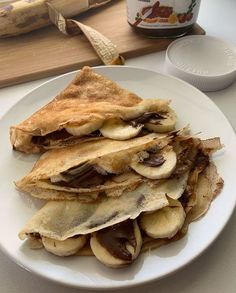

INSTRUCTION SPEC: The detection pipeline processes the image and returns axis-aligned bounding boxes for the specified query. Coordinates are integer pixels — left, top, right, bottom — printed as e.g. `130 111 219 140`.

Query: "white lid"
165 35 236 91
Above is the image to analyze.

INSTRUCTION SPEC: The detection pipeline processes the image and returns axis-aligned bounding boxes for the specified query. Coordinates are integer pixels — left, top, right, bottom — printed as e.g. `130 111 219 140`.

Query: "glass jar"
126 0 201 38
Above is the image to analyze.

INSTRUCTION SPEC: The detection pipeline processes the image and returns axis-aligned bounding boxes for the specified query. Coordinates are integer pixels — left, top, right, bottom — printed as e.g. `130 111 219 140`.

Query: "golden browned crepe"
19 162 223 262
19 183 169 241
10 66 171 153
16 133 173 201
16 130 221 202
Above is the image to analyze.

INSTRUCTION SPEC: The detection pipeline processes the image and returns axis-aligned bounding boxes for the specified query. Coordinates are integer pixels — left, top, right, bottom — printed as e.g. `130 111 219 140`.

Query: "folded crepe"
19 182 170 266
18 161 223 268
16 131 198 201
10 66 177 154
19 183 169 241
16 129 222 202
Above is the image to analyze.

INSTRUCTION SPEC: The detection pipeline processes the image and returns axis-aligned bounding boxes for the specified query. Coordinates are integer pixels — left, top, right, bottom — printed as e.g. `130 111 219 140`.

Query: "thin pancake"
19 183 169 241
10 66 170 153
16 134 170 200
18 172 143 201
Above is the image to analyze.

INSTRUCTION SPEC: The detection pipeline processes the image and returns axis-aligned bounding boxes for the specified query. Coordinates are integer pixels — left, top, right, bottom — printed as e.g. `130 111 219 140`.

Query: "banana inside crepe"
19 157 223 268
19 183 169 267
16 129 203 201
10 66 177 154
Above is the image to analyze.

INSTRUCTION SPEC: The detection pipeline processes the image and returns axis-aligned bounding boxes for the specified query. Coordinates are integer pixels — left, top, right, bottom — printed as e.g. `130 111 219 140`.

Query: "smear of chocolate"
179 190 190 209
95 220 137 262
172 140 198 176
173 147 192 176
194 151 209 171
31 129 72 146
128 112 167 127
31 129 102 147
141 153 165 167
56 168 108 188
29 232 41 239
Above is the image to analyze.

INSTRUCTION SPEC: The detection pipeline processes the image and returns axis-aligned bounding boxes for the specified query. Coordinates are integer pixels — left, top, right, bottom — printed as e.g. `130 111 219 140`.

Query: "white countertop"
1 0 236 292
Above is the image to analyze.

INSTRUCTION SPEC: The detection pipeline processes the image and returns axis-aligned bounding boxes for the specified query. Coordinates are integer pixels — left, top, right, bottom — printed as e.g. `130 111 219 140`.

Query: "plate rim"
0 65 236 290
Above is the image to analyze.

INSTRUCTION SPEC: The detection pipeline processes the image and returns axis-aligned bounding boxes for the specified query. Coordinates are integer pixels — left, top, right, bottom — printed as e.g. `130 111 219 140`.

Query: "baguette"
0 0 112 37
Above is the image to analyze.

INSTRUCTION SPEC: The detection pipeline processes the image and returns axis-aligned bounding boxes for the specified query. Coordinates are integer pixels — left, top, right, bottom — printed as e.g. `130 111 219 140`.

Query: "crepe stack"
13 67 224 268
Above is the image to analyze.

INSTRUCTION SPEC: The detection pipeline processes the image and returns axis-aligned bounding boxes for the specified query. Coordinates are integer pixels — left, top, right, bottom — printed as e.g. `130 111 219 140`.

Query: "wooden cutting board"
0 0 205 88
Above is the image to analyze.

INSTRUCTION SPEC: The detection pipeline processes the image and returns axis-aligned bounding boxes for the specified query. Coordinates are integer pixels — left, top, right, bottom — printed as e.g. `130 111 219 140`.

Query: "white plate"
0 66 236 290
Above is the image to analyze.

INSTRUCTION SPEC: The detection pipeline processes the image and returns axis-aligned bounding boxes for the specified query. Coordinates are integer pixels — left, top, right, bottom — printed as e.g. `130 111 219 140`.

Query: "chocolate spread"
31 129 72 146
55 168 108 188
95 220 137 261
179 190 189 209
141 153 165 167
31 129 102 146
129 112 166 127
173 146 193 176
194 151 209 171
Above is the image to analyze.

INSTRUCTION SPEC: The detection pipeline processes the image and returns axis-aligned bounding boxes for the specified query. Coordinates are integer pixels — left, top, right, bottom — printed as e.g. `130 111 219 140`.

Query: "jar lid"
165 35 236 91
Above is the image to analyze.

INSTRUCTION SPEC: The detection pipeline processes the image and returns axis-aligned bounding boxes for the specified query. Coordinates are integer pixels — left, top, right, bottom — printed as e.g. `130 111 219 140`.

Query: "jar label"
126 0 201 29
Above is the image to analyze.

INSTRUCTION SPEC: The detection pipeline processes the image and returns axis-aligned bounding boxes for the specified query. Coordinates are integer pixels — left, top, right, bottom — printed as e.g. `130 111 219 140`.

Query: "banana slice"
90 220 142 268
145 109 177 133
100 119 143 140
140 198 185 239
42 235 87 256
156 172 189 200
65 120 103 137
130 147 177 179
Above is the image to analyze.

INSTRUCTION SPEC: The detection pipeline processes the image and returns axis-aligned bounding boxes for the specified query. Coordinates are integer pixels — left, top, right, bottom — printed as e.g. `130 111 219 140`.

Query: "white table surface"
1 0 236 292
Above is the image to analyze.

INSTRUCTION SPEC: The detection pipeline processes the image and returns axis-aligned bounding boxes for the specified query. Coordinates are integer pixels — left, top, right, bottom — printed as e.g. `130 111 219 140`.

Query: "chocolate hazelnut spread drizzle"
95 220 137 261
55 168 108 188
141 153 165 167
32 129 102 146
128 112 166 127
32 128 72 146
173 139 210 176
138 144 166 167
194 151 209 170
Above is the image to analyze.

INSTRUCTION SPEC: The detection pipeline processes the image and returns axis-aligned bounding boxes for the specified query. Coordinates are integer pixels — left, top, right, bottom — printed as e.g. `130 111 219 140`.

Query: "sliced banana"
145 109 177 133
65 120 103 137
156 172 189 200
90 220 142 268
140 198 185 239
100 119 143 140
42 235 87 257
130 147 177 179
